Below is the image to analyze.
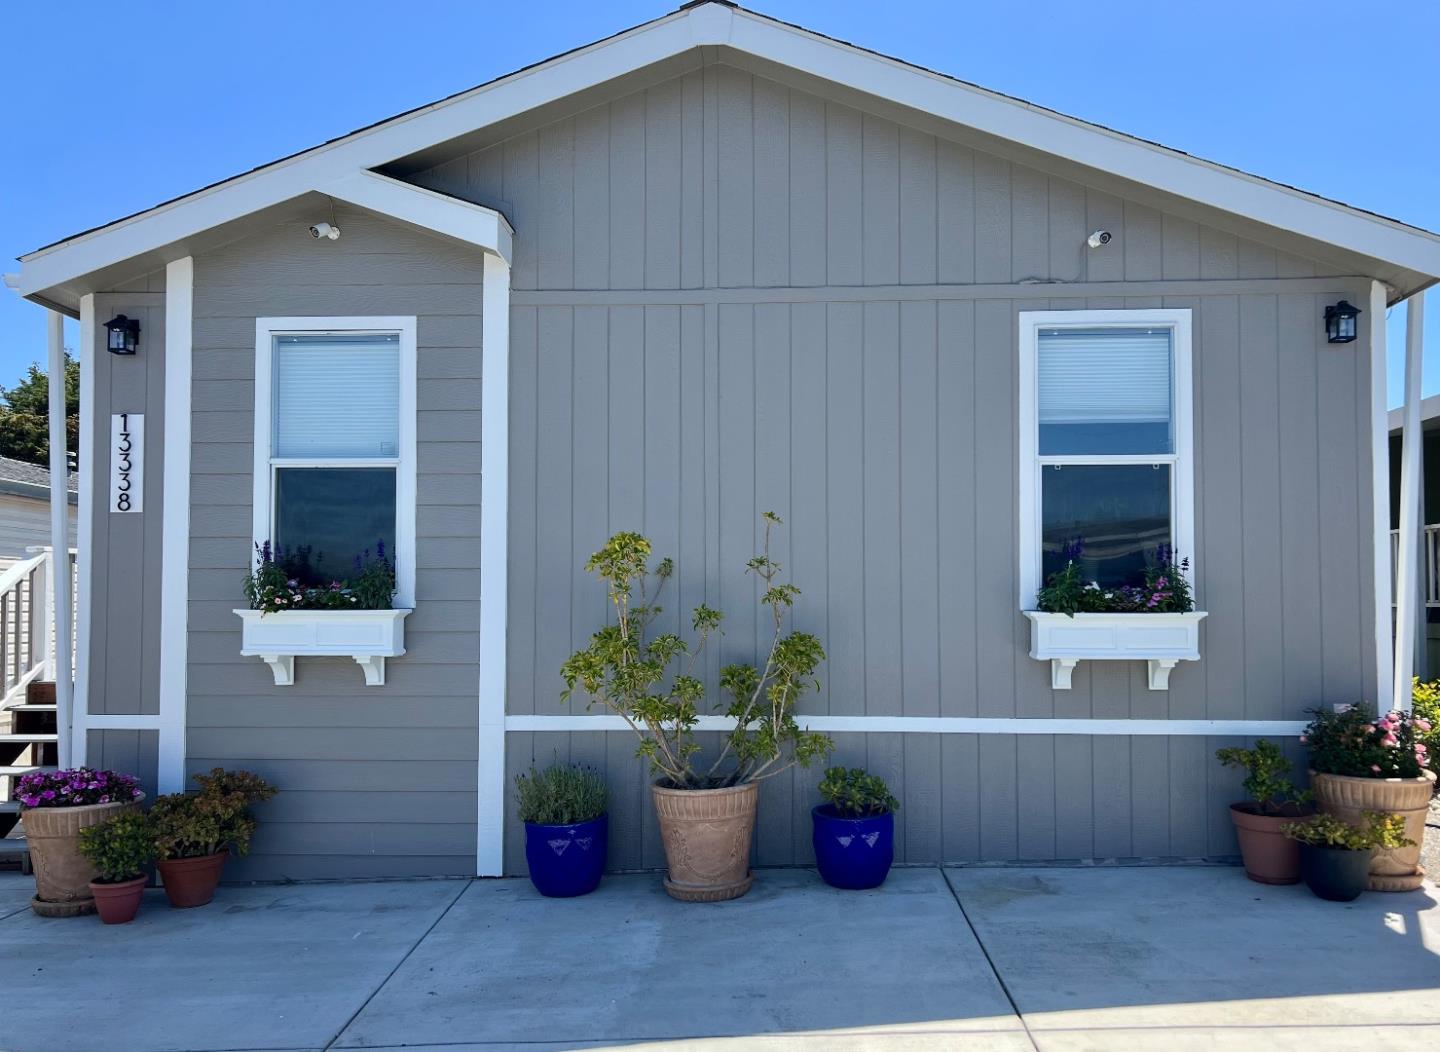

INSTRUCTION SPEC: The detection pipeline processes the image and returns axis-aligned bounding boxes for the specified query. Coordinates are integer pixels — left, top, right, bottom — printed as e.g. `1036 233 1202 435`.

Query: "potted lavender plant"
17 768 144 917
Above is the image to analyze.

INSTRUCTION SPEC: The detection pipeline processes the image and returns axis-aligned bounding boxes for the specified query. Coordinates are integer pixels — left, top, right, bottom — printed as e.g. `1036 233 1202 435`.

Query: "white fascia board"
323 171 513 263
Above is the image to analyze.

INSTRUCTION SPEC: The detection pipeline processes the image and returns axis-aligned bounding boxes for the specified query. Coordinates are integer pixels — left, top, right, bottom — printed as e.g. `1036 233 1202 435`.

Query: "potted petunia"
562 513 832 902
1283 811 1414 902
516 764 608 897
151 768 277 908
1303 705 1436 892
78 811 155 924
17 767 144 917
812 767 899 890
1215 740 1311 884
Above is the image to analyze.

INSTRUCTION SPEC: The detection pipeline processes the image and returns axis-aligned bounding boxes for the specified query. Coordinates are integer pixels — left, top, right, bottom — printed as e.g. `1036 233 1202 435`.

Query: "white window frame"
1017 308 1195 610
252 316 418 609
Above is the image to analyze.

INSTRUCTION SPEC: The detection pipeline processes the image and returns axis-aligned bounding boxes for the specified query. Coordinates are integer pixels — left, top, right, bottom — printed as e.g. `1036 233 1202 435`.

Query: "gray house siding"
401 64 1379 874
186 205 485 881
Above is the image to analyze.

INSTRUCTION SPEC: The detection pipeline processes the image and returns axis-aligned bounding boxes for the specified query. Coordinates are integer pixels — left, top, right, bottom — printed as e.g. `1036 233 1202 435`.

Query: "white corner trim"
476 254 511 878
251 316 418 609
157 257 193 792
1370 280 1395 713
71 294 95 769
46 311 73 769
1016 309 1195 610
503 714 1307 738
322 170 513 265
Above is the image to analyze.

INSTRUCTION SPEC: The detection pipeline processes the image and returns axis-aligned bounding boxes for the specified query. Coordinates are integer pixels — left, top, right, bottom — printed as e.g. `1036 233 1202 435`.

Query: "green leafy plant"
243 540 397 614
1411 678 1439 778
78 811 155 883
1215 740 1310 815
515 765 608 825
1302 705 1428 780
1282 811 1414 851
561 513 832 790
818 767 898 817
1035 543 1195 616
150 768 277 861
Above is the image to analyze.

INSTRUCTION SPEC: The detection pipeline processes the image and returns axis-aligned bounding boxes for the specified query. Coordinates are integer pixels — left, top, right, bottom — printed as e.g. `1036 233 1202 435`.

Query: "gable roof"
17 1 1440 313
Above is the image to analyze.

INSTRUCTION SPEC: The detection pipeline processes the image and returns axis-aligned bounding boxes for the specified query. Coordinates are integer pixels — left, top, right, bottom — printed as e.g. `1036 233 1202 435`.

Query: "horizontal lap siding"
188 205 484 881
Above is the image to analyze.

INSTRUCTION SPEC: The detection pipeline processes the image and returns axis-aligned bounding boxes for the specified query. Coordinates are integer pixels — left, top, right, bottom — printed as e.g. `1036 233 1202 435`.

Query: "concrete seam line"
320 878 473 1052
939 867 1041 1052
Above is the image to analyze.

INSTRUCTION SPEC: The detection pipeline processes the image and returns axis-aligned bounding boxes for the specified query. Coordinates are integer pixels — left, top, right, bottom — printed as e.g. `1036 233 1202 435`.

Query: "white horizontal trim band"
504 715 1306 737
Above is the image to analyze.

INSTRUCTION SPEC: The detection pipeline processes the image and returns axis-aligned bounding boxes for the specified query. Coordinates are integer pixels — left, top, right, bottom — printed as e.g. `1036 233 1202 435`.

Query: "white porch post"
1394 290 1427 712
46 310 74 769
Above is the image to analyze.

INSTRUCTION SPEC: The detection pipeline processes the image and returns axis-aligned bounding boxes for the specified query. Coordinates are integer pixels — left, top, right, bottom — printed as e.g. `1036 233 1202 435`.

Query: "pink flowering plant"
243 540 396 614
1037 540 1195 616
1302 704 1432 780
17 767 142 809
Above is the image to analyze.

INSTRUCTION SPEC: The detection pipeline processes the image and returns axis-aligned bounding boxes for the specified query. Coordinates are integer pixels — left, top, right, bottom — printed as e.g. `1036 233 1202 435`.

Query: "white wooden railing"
1392 525 1440 608
0 548 75 708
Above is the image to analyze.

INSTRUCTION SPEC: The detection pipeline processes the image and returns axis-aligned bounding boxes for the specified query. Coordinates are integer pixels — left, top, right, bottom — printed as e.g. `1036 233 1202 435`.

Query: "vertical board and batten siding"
407 62 1382 873
185 205 485 880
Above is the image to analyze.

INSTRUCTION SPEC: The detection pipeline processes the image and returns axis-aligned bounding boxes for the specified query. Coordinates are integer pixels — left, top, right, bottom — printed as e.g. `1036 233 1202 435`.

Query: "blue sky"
3 0 1437 406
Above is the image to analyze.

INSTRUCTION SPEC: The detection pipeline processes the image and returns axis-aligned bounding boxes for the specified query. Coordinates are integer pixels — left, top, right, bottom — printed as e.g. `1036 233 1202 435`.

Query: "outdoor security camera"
309 222 341 241
1087 230 1113 248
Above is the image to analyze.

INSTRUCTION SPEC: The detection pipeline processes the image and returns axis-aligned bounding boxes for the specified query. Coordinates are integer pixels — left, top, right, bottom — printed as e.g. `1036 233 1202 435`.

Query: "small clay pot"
89 876 146 925
156 851 228 908
1299 843 1373 902
1229 803 1307 885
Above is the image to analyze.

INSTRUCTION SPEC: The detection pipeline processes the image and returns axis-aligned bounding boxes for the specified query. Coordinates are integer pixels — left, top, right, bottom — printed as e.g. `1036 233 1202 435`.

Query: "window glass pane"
1041 464 1171 589
1038 327 1172 455
274 467 396 586
274 333 399 458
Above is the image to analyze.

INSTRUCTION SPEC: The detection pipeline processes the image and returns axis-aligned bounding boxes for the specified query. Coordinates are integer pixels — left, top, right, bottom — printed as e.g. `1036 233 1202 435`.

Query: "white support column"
1370 281 1397 715
476 251 511 877
71 296 95 768
1394 290 1426 713
47 311 74 769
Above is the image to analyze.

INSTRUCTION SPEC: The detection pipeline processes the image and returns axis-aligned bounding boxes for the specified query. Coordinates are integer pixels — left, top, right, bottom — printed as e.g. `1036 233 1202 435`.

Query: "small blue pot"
812 805 894 890
523 814 608 898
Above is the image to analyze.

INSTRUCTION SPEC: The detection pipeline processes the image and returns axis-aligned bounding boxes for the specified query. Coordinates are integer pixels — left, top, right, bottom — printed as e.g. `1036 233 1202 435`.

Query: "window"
253 318 417 607
1018 309 1194 608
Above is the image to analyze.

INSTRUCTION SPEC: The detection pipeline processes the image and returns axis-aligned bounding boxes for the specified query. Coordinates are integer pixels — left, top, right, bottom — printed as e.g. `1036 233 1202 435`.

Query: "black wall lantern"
1324 300 1361 344
104 314 140 355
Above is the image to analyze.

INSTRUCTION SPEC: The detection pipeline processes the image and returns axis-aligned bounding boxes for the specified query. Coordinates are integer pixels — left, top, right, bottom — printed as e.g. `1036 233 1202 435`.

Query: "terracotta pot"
1311 769 1436 891
1229 804 1305 885
21 795 143 917
89 876 147 925
156 851 228 908
650 781 758 902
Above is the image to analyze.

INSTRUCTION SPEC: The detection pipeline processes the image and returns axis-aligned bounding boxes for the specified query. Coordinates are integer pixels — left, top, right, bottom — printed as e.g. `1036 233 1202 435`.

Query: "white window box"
1023 611 1207 691
234 609 411 686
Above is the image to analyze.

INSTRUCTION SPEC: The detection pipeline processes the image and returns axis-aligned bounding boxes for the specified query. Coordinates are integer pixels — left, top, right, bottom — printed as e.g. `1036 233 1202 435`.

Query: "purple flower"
1061 537 1086 561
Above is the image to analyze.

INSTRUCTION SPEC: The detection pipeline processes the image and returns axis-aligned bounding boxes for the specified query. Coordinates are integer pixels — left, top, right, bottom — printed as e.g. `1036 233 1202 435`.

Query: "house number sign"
110 413 144 513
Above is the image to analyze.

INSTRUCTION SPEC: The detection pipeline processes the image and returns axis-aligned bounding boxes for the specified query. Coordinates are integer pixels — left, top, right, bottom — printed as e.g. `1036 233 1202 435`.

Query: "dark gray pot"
1298 843 1372 902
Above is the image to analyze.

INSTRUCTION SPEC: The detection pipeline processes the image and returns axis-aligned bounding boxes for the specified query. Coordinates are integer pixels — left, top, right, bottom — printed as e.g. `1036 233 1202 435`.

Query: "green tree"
0 354 79 466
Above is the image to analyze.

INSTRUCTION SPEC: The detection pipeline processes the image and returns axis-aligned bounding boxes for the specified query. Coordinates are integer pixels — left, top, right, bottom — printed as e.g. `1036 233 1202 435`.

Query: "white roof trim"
324 171 512 263
17 2 1440 299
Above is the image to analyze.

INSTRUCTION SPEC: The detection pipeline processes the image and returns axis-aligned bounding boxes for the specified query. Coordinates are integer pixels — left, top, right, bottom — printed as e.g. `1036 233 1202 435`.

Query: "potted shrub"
812 767 898 890
77 811 155 924
516 764 608 897
1283 812 1414 902
1215 740 1311 884
16 768 144 917
1303 705 1436 891
562 513 832 902
151 768 277 908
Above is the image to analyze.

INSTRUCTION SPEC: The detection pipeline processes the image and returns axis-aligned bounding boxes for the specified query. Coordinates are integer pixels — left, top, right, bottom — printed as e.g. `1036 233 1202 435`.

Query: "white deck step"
0 734 56 744
6 704 55 713
0 766 54 778
0 802 21 814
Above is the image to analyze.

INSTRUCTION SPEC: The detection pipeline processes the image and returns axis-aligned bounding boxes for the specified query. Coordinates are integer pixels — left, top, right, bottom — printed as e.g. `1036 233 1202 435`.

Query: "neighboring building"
11 3 1440 880
0 455 76 565
1388 399 1440 678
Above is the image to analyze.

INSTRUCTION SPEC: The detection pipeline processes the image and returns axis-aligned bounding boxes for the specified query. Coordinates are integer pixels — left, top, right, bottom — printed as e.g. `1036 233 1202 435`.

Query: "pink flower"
1384 734 1399 747
1372 764 1383 772
1299 735 1309 745
1365 723 1379 734
1416 719 1432 732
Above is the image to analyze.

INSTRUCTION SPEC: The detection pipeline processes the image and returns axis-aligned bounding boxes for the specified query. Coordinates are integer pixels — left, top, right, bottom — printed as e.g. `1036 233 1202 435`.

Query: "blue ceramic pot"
812 805 894 890
524 814 608 897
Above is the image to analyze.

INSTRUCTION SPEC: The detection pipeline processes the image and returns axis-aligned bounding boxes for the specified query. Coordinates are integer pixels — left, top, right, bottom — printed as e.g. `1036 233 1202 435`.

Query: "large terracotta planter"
21 795 143 917
1229 804 1305 885
156 851 228 908
1311 769 1436 891
651 781 758 902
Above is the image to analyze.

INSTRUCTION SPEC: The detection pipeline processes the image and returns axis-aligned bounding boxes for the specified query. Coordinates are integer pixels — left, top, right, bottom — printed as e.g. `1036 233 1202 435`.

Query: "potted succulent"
562 513 832 901
77 811 155 924
151 768 277 908
1283 811 1414 902
516 764 609 897
16 767 144 917
1303 705 1436 891
1215 740 1311 884
812 767 899 890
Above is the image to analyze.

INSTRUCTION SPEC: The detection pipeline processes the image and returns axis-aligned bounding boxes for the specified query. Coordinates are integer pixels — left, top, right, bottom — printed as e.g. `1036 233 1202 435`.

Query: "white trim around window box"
1017 309 1201 690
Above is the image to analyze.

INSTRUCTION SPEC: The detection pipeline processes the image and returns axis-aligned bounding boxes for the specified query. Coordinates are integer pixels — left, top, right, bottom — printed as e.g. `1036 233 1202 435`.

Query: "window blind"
1037 328 1172 426
273 334 400 458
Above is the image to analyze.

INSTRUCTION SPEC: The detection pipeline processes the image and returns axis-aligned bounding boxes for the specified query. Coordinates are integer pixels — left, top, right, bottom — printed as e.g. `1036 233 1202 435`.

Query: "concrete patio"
6 865 1440 1052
